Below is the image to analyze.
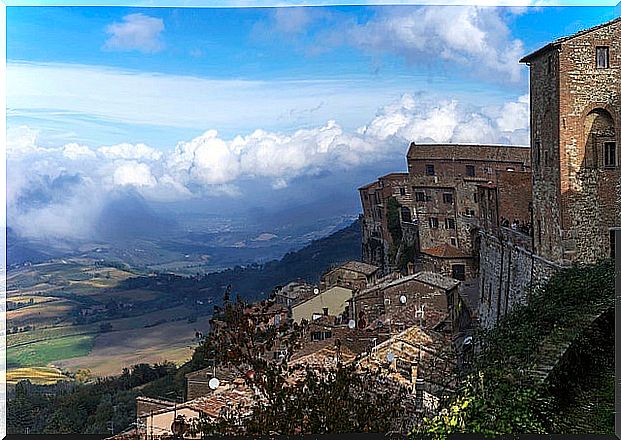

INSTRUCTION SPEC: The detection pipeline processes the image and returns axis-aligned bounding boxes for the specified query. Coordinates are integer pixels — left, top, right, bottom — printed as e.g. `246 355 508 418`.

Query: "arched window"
583 108 616 168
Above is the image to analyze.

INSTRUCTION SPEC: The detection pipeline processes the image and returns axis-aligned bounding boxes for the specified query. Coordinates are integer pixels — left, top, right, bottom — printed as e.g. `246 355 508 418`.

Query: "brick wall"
526 18 621 264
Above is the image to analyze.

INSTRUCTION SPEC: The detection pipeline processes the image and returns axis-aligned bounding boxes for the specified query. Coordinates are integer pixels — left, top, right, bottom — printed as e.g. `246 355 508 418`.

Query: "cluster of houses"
111 16 620 440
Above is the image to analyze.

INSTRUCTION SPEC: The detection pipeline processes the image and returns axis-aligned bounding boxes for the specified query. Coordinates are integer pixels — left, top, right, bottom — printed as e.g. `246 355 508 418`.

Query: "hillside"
6 219 363 380
115 217 362 303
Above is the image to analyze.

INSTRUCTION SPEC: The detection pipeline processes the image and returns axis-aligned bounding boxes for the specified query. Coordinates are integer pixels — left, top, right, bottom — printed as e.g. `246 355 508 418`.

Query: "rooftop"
520 16 621 63
422 244 472 260
336 260 380 276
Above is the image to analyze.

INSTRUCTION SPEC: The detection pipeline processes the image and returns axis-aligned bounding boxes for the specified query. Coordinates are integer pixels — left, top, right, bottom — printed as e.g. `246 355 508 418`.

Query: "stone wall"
525 17 621 264
477 229 561 329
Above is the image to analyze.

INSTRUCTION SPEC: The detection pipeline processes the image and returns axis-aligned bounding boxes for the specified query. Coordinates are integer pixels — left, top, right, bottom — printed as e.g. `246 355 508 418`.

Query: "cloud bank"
7 93 529 240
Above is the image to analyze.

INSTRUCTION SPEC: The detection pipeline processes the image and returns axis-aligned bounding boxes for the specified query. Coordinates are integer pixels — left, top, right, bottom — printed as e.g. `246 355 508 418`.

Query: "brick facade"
521 17 621 264
408 144 531 264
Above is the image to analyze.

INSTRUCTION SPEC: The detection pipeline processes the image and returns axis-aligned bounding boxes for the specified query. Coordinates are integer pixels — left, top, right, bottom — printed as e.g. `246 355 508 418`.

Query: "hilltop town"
94 16 620 439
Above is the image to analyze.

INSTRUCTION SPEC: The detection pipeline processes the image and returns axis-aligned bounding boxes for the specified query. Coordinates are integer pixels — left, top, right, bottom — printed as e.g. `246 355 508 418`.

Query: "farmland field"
6 367 72 385
7 334 96 369
7 258 212 383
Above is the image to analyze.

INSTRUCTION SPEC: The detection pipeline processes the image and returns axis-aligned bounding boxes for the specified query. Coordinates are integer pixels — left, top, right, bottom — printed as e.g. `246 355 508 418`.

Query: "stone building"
359 173 418 274
290 286 353 323
407 143 531 265
351 271 457 332
520 16 621 264
320 260 379 291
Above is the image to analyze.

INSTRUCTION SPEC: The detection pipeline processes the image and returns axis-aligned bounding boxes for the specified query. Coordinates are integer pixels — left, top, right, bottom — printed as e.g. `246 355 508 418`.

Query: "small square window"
445 218 456 229
604 142 617 167
429 217 439 229
415 192 426 202
443 193 454 204
596 46 610 69
466 165 475 177
450 237 457 246
426 164 435 176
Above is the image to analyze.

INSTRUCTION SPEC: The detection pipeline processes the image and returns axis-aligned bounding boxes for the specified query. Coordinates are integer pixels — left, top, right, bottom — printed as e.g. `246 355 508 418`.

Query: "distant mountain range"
115 218 363 303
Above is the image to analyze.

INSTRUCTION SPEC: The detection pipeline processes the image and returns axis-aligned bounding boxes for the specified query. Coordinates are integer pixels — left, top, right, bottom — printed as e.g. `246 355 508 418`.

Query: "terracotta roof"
412 271 460 291
422 244 472 259
520 16 621 63
185 365 241 383
338 261 380 275
187 385 257 419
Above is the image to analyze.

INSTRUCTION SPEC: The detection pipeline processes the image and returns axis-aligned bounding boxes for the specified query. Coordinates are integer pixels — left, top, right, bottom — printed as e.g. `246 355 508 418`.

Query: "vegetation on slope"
416 259 615 437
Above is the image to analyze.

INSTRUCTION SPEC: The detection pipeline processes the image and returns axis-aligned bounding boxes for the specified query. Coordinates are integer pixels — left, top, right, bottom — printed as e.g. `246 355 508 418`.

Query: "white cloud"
63 143 97 160
7 62 408 133
103 13 165 53
99 142 163 161
113 161 158 187
496 94 530 132
318 6 526 83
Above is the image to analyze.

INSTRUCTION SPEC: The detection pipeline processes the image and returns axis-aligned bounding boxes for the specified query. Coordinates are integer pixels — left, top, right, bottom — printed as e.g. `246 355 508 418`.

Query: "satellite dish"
208 377 220 390
313 288 319 295
400 295 407 304
386 351 395 363
463 336 473 345
348 319 356 329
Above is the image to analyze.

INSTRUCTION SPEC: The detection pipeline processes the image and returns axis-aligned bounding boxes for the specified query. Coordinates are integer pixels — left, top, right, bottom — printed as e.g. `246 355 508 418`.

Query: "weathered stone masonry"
521 16 621 265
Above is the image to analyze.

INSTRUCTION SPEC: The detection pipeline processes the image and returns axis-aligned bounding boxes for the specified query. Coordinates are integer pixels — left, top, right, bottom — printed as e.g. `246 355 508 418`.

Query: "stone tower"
520 17 621 264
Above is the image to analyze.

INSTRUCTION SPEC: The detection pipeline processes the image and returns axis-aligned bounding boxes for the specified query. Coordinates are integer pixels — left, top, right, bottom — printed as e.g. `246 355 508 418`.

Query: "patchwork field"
7 258 211 383
54 316 210 377
6 367 72 385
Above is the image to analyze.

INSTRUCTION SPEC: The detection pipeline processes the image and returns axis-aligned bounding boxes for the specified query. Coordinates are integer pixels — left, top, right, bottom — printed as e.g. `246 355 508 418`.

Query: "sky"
5 4 621 241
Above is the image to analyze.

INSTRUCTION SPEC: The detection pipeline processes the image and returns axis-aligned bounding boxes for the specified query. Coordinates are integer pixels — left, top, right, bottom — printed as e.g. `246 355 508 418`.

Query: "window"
547 54 553 74
544 150 549 167
399 187 406 196
604 142 617 167
426 164 435 176
445 218 456 229
401 207 412 223
596 46 610 69
415 192 426 202
611 229 617 259
466 165 475 177
429 217 439 229
451 264 466 281
450 237 457 246
443 193 454 204
473 193 478 203
535 139 541 166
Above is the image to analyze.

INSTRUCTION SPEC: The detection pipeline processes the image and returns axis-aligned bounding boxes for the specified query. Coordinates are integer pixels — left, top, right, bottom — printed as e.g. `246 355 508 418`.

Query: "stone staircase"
528 299 613 385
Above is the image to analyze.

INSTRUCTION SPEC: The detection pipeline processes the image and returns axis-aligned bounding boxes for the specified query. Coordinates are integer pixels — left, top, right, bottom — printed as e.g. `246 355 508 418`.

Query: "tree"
196 291 417 436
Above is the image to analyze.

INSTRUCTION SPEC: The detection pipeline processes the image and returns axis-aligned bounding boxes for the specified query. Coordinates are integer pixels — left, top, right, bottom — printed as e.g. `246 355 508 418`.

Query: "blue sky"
5 4 620 240
7 5 619 146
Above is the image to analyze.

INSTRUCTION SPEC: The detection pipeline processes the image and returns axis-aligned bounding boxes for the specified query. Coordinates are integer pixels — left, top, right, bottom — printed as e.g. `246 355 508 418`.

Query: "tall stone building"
407 143 530 280
521 16 621 264
359 173 417 274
